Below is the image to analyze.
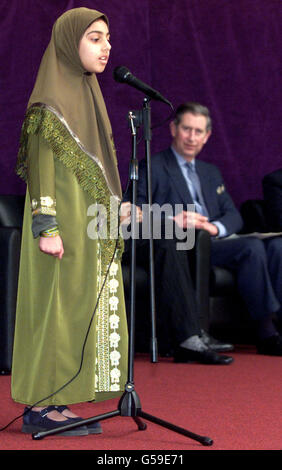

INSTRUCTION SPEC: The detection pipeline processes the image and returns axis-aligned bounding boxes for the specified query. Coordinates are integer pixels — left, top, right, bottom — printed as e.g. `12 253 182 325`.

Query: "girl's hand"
120 202 143 225
39 235 64 259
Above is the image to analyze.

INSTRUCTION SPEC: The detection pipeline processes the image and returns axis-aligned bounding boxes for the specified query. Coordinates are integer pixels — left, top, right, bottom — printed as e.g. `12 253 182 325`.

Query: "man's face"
170 112 211 161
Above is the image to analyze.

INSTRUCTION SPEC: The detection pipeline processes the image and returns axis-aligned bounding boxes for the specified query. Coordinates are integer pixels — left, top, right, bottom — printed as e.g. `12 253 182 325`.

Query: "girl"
12 7 128 436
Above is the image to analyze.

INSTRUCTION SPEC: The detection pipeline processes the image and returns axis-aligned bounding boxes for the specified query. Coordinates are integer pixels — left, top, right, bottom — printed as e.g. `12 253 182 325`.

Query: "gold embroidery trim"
31 196 57 216
32 207 57 217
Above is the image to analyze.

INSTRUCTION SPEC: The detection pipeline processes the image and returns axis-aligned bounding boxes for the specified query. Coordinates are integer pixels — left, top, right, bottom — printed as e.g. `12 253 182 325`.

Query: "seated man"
134 101 282 357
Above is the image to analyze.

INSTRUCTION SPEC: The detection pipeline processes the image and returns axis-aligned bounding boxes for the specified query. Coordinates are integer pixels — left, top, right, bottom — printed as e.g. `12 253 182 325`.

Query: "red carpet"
0 346 281 451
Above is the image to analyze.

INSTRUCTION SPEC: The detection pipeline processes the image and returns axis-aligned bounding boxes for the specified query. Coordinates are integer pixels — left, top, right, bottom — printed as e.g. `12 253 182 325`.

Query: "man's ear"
169 120 177 138
203 130 212 144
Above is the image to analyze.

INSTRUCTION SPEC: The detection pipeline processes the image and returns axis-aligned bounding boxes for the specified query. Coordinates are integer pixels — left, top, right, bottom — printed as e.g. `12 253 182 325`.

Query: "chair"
240 199 268 233
0 194 25 374
262 169 282 231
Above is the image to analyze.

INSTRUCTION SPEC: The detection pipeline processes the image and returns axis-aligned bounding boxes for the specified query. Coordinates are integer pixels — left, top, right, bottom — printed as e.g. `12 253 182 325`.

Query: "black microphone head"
113 65 173 108
113 66 131 83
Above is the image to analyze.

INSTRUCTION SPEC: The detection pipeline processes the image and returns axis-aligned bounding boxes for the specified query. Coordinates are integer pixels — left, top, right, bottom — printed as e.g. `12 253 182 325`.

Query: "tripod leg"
138 411 213 446
132 416 147 430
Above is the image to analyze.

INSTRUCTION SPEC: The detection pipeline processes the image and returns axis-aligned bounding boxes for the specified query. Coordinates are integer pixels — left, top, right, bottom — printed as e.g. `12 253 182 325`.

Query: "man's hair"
173 102 212 132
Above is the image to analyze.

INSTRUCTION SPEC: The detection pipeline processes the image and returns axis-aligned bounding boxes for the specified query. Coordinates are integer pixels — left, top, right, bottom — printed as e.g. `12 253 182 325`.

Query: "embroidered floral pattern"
95 246 123 393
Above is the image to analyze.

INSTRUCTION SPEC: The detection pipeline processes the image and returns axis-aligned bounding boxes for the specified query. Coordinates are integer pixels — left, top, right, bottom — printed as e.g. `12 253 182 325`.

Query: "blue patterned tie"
186 163 209 217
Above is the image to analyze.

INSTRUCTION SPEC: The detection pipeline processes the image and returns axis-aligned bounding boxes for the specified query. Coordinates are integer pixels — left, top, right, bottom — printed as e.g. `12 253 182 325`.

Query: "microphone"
113 66 173 107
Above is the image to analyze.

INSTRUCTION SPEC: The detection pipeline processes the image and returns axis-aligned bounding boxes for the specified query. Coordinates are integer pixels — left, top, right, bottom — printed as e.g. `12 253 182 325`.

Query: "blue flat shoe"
54 405 102 434
22 406 88 436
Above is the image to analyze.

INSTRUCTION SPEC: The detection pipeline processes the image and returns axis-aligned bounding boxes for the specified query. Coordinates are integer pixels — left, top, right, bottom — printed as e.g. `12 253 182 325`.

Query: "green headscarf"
23 7 122 199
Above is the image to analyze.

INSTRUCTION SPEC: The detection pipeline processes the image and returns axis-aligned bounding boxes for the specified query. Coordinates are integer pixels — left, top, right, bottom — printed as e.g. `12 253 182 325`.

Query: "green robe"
11 107 128 406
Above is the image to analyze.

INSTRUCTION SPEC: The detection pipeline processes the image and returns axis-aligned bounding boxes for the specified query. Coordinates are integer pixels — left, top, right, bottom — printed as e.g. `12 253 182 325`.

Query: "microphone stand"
141 98 158 363
32 98 213 447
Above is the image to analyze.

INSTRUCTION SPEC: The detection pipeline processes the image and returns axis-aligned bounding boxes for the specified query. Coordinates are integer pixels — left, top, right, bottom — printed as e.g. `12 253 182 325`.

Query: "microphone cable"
151 105 174 130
